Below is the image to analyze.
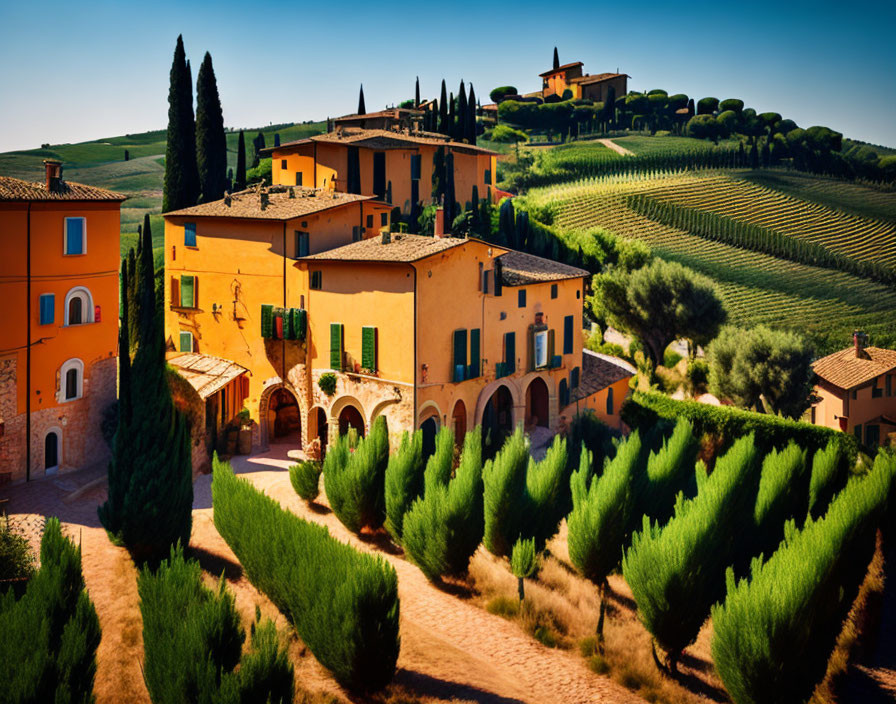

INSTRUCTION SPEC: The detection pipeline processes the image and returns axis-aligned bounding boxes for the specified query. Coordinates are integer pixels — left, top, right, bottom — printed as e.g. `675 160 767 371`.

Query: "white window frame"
534 330 548 368
58 358 84 403
63 217 87 255
63 286 95 326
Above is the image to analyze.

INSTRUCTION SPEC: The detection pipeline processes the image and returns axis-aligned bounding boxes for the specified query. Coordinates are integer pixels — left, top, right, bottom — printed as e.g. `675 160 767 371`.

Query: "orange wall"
0 201 119 415
813 375 896 444
561 376 631 430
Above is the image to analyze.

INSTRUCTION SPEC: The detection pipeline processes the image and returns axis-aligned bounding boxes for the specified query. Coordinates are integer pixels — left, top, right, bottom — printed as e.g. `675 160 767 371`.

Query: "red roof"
539 62 583 78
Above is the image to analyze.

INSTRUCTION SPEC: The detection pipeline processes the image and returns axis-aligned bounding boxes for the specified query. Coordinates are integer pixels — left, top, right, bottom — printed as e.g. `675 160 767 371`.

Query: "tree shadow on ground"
379 669 527 704
189 544 243 580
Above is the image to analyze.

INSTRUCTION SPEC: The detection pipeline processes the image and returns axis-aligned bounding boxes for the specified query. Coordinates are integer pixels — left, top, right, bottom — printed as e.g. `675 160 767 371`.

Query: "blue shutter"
184 222 197 247
65 218 84 254
504 332 516 374
563 315 574 354
518 289 526 308
469 328 481 378
39 294 55 325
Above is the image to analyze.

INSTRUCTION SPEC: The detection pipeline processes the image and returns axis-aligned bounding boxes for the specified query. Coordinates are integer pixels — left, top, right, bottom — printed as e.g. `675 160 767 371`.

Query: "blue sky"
1 0 894 152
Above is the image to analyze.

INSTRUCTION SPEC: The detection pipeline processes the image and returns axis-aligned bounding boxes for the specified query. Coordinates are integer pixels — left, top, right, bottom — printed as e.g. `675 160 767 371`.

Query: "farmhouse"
540 54 629 103
0 161 124 483
809 331 896 448
163 191 632 459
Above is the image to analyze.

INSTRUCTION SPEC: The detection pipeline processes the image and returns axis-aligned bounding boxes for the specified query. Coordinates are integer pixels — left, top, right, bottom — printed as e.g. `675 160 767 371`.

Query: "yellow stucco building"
163 183 633 459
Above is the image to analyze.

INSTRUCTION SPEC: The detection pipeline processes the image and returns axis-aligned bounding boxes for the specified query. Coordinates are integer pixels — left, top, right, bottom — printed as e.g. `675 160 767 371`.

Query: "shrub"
490 124 529 143
0 517 101 702
212 457 400 690
139 544 293 704
490 86 518 103
808 441 847 520
0 517 35 580
565 412 620 482
711 452 895 704
511 537 538 601
402 428 484 579
697 97 719 115
662 348 683 369
384 430 425 542
324 416 389 534
641 418 699 524
686 358 709 395
289 460 322 503
621 391 857 467
623 435 761 666
568 433 644 639
317 373 337 396
752 442 808 562
483 429 568 558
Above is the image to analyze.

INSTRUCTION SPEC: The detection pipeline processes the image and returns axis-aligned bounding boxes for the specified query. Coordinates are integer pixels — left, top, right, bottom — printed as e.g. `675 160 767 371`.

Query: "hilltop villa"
809 332 896 448
539 55 629 103
163 184 633 461
0 161 124 483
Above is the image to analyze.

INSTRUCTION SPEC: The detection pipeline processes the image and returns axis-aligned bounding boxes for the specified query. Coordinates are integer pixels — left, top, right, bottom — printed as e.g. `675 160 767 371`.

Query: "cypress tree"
438 80 449 135
234 130 247 191
466 84 477 145
444 150 456 224
431 146 445 203
126 247 138 352
498 198 515 248
251 132 265 169
456 82 467 142
415 76 420 108
358 84 366 115
195 52 227 203
448 92 455 141
99 221 193 562
553 46 560 71
163 35 200 212
134 213 152 350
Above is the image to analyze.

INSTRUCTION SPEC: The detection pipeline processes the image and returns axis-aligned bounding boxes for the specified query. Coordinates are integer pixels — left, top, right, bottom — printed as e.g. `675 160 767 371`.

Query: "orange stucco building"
163 185 632 457
265 127 498 221
540 60 629 103
809 333 896 448
0 162 124 483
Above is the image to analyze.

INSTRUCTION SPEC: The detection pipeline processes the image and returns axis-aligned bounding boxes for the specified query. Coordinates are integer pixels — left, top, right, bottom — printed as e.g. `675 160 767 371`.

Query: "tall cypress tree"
438 80 449 135
126 247 138 352
234 130 247 191
163 35 200 212
415 76 420 108
431 146 445 204
134 214 152 350
100 222 193 562
553 47 560 70
195 52 227 203
456 82 467 142
445 150 456 225
448 92 456 141
358 84 366 114
466 84 477 145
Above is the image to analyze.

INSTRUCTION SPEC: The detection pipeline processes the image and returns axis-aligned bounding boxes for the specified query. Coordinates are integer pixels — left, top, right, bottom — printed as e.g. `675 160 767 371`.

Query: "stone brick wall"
0 356 26 483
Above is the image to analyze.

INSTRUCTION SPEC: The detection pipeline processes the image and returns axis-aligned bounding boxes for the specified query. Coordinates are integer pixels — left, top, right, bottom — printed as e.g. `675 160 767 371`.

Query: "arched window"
63 286 94 326
45 430 60 470
606 387 614 415
559 379 569 407
58 358 84 402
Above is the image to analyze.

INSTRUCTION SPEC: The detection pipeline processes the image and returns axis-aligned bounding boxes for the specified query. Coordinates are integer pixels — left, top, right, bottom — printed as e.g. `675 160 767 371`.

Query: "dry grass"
466 522 723 704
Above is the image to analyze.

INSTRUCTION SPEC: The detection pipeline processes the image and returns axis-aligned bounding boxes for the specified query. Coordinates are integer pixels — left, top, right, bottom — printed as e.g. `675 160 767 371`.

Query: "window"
310 271 322 290
410 154 421 181
484 169 492 185
866 424 880 447
453 329 468 382
887 375 893 397
64 217 85 255
606 387 614 415
63 286 94 325
872 379 883 398
854 424 862 441
295 231 309 258
352 226 361 242
366 214 374 229
362 326 378 371
179 331 193 353
504 332 516 374
570 366 580 389
381 212 388 227
180 275 196 308
559 379 569 406
295 172 303 186
281 159 288 169
851 389 858 400
184 222 197 247
469 328 481 378
330 323 344 369
518 289 526 308
39 294 55 325
563 315 574 354
58 358 84 402
534 330 548 368
550 283 558 299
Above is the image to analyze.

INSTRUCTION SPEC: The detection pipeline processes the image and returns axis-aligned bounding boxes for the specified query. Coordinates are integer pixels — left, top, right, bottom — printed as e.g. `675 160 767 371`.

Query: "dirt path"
218 446 647 704
596 139 634 157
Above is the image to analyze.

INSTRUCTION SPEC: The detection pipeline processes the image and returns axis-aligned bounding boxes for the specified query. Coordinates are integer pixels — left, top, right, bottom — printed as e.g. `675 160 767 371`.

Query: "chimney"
43 159 63 192
853 330 870 359
381 230 391 245
434 207 445 238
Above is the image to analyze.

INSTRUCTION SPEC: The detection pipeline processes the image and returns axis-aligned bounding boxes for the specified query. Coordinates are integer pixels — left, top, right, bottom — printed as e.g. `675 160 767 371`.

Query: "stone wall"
0 356 25 483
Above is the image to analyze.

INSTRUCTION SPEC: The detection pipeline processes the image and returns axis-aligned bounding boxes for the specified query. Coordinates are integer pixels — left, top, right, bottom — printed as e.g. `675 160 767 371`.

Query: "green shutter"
362 326 377 370
330 323 343 369
453 329 467 382
469 328 481 378
527 326 535 371
261 304 273 338
563 315 574 354
505 332 516 374
180 275 194 308
297 308 307 340
179 331 192 352
547 329 555 365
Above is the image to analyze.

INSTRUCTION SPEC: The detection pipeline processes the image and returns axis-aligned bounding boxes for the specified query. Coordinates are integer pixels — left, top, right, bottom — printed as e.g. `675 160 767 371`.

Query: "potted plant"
0 517 35 598
237 408 253 455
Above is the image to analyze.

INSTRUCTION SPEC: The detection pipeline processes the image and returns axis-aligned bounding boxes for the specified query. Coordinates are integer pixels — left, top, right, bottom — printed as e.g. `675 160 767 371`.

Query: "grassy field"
522 168 896 354
0 121 327 256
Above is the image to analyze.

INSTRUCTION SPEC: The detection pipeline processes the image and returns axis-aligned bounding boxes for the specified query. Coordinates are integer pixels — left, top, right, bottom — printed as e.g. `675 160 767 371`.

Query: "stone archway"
338 405 365 437
452 399 467 446
308 406 328 455
481 384 515 459
258 383 303 448
525 377 550 428
330 395 367 440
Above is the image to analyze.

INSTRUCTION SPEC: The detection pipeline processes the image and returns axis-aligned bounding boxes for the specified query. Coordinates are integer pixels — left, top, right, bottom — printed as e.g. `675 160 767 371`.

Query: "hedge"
0 517 101 702
212 457 400 690
139 544 293 704
620 391 857 466
384 430 426 542
289 460 322 503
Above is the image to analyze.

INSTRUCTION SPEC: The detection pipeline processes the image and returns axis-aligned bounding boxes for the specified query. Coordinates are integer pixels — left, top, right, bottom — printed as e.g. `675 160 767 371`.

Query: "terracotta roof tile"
813 346 896 390
334 108 424 122
498 250 588 285
569 72 630 86
270 128 497 156
163 185 376 220
570 350 635 402
168 353 248 399
539 62 584 77
0 176 125 202
302 233 466 263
